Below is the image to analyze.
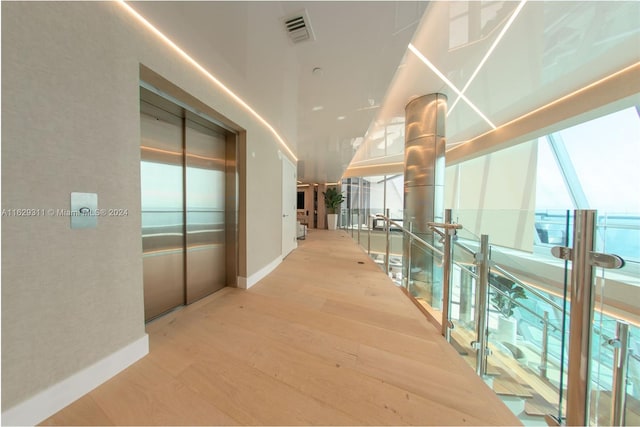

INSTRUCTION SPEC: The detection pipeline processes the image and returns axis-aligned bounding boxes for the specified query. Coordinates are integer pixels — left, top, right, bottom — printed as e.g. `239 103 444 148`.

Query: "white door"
281 156 297 257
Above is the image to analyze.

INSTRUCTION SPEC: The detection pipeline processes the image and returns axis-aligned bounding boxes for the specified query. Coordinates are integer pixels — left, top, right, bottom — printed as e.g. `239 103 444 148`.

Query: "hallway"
42 229 520 425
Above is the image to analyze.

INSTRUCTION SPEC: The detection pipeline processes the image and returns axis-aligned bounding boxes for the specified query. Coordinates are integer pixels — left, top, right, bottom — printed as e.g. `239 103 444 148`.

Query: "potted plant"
490 274 527 344
323 187 344 230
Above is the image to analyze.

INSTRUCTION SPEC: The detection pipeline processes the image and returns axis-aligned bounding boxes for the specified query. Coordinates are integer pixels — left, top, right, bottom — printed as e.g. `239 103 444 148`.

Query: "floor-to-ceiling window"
534 106 640 262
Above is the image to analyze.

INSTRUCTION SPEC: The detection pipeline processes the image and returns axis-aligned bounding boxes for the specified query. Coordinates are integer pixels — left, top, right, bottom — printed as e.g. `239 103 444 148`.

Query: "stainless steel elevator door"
140 105 185 321
185 116 227 303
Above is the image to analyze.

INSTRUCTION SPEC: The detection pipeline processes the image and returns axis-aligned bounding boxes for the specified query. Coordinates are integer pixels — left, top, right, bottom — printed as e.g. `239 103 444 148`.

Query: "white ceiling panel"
128 1 639 183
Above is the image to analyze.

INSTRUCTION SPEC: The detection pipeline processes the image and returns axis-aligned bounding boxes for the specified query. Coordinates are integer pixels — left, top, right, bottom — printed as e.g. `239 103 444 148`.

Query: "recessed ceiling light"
312 105 324 111
337 116 346 120
312 67 323 76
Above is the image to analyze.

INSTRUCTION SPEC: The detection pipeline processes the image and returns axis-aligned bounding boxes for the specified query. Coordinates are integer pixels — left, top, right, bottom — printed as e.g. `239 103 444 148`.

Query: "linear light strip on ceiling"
118 1 298 162
408 44 497 129
447 0 528 116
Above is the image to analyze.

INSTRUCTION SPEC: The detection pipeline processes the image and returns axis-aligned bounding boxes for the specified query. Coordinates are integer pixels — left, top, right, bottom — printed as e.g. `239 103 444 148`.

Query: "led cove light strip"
408 44 496 129
451 62 639 148
119 1 298 162
448 0 527 116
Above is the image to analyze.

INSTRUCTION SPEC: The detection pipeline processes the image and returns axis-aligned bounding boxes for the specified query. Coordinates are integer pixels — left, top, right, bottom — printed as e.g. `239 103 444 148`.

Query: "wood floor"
42 229 521 426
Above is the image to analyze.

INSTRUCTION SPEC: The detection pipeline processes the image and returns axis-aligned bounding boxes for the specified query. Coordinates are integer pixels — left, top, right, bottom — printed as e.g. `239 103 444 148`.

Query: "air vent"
282 10 315 44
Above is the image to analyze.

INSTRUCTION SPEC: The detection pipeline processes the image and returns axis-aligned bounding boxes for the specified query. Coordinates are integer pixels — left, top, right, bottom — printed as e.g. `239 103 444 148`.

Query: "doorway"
281 155 297 257
140 87 238 321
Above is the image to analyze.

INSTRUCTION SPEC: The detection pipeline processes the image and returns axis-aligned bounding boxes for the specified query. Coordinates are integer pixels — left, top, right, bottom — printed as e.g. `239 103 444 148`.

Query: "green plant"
323 187 344 214
489 274 527 318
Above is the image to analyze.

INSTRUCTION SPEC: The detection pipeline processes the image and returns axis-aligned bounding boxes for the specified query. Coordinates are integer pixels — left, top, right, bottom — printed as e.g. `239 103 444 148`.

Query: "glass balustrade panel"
451 209 572 421
404 236 444 314
627 325 640 426
590 211 640 426
449 218 482 372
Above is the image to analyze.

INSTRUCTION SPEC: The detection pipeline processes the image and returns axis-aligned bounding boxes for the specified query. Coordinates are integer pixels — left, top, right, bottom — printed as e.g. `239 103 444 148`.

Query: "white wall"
1 1 294 417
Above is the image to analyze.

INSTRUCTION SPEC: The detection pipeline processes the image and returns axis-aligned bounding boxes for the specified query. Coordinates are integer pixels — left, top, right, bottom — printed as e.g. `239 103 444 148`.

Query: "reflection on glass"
344 104 640 425
140 108 186 321
185 121 226 303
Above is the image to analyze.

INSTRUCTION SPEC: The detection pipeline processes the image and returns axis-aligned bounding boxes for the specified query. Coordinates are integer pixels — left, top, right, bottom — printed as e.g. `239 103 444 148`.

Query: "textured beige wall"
2 1 293 410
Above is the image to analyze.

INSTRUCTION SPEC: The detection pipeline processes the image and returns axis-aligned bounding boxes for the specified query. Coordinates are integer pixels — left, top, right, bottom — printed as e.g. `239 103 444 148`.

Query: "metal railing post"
566 210 597 426
406 222 413 290
441 209 454 341
345 208 349 231
351 209 354 238
344 208 348 232
357 209 361 245
540 311 549 379
367 215 372 256
610 320 630 426
475 234 490 376
460 268 473 325
358 179 362 245
427 214 463 340
385 208 390 275
551 209 625 426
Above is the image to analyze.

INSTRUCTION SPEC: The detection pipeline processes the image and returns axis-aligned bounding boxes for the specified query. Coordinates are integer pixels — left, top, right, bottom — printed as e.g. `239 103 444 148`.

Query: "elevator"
140 87 238 321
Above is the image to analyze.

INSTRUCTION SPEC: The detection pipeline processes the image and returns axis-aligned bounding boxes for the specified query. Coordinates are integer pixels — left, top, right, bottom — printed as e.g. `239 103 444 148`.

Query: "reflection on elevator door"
140 89 231 322
185 119 227 303
140 107 185 321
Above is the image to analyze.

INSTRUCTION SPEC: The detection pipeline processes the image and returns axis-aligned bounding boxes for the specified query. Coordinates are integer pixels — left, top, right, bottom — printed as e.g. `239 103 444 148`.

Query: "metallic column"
460 270 473 324
358 178 362 245
610 320 630 426
540 311 549 379
566 210 596 427
475 234 490 376
385 208 391 274
441 210 454 341
403 94 447 305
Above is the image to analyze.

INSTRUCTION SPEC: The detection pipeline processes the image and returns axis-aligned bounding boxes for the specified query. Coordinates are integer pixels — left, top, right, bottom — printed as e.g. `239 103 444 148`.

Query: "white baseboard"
237 255 282 289
2 334 149 426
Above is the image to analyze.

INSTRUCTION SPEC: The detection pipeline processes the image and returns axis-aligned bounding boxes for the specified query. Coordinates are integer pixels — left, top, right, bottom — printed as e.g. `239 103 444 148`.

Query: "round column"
403 93 447 307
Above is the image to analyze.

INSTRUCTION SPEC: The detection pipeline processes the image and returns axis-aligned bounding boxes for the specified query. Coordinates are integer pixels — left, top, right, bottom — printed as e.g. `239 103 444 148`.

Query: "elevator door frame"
140 86 239 322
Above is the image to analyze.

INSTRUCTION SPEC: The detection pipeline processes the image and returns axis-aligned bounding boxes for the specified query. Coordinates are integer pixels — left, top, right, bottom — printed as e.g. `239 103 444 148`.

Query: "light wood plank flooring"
42 229 521 426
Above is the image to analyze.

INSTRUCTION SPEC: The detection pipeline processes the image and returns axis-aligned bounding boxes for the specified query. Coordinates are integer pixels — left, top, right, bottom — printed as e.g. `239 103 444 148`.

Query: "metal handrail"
489 285 560 332
451 259 479 280
492 264 564 313
360 208 635 426
370 215 476 280
454 239 477 257
454 238 564 314
475 235 490 376
375 214 444 257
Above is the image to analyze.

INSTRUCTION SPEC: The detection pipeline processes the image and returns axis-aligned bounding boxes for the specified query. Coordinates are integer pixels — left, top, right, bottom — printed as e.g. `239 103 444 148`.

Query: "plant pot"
327 213 338 230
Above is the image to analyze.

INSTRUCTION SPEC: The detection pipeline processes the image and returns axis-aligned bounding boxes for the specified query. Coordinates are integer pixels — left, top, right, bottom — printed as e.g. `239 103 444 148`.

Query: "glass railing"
448 226 482 370
590 211 640 426
406 234 444 313
343 207 639 426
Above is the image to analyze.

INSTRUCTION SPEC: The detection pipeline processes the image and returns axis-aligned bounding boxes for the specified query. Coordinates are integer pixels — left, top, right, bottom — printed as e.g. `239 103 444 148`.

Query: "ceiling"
129 1 639 184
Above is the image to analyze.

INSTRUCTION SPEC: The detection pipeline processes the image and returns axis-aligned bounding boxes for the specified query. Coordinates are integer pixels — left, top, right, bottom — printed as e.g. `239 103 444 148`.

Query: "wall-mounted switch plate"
70 192 97 229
